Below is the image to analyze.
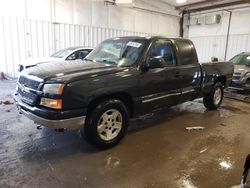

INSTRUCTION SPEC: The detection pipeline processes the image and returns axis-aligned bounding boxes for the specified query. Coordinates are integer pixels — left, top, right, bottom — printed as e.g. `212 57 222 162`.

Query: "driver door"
139 39 182 112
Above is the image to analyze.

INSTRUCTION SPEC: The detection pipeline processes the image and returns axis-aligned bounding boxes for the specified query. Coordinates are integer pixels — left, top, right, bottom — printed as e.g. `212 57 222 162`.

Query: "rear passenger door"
175 40 202 102
139 39 182 111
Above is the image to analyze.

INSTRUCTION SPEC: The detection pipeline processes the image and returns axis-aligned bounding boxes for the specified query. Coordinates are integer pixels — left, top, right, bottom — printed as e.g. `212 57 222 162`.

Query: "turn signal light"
40 98 62 109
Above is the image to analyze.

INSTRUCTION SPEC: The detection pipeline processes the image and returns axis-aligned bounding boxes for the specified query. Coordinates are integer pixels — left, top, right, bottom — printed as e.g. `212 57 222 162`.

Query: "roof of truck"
64 46 93 51
108 36 186 41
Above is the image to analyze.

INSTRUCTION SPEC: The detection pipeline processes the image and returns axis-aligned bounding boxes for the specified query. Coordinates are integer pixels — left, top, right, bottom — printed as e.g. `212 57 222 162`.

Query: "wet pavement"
0 80 250 188
225 90 250 103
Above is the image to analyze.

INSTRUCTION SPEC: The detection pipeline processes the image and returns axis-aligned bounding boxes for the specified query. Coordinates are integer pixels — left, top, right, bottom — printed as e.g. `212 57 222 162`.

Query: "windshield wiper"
96 59 117 65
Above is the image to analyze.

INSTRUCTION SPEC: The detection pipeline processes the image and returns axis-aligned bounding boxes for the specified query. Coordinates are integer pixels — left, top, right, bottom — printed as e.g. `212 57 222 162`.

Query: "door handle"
175 71 181 78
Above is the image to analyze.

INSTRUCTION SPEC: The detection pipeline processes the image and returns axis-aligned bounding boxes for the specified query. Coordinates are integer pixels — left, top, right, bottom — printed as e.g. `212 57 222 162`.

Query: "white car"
18 47 93 72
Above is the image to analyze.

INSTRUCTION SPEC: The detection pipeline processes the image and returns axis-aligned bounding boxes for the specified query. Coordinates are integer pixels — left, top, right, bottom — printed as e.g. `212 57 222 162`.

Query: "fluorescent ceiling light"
176 0 187 3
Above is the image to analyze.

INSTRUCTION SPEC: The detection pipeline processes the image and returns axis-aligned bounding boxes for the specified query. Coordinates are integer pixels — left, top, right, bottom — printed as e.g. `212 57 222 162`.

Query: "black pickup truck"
14 36 234 149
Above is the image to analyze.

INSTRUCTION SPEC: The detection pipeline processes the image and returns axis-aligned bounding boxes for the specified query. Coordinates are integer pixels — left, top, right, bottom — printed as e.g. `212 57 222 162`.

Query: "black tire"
244 154 250 170
243 154 250 184
82 99 129 149
203 82 224 110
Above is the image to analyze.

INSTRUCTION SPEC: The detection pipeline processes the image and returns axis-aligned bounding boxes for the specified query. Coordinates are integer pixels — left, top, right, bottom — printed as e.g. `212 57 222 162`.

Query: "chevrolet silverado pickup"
14 36 234 149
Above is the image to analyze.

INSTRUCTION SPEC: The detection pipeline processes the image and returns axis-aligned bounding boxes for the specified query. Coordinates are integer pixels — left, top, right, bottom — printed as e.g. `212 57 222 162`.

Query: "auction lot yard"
0 80 250 188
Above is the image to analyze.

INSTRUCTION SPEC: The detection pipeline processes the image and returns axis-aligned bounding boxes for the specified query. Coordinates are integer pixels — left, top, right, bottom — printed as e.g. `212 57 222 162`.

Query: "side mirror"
211 57 218 62
18 64 24 72
164 54 173 62
146 56 165 69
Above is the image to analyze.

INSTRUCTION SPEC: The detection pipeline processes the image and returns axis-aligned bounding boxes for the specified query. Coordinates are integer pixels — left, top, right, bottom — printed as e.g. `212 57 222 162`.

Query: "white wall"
0 0 180 77
187 8 250 62
0 0 179 35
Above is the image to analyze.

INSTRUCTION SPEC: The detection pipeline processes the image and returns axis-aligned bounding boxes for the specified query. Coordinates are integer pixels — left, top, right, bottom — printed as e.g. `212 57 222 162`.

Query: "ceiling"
160 0 205 6
159 0 250 13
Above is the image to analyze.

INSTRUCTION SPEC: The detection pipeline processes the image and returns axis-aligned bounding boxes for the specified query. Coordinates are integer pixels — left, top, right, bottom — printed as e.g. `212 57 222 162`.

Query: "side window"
148 39 176 66
78 50 91 59
67 52 77 60
67 50 91 60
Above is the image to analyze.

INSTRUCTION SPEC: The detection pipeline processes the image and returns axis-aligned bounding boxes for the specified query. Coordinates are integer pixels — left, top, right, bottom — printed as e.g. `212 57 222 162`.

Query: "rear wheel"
82 99 128 149
203 82 224 110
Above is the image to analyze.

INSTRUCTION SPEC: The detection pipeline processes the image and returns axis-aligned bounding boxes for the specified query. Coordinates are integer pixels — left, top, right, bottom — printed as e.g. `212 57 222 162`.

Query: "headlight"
42 84 65 95
40 98 62 109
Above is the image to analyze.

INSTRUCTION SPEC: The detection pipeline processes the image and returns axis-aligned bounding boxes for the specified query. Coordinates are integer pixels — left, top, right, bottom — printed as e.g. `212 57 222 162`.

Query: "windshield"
85 38 146 67
51 48 74 58
230 54 250 65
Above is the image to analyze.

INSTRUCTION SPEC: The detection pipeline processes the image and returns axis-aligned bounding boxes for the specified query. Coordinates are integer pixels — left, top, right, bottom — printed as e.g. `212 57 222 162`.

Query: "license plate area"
18 88 38 105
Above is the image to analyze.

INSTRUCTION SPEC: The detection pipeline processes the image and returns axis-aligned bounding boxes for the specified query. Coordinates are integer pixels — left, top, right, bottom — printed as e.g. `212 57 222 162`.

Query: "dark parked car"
18 47 93 72
14 36 234 149
229 52 250 91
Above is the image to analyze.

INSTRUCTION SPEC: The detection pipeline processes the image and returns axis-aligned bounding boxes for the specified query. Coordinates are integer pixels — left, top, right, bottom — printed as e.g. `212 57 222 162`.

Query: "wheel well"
215 76 226 86
87 93 134 118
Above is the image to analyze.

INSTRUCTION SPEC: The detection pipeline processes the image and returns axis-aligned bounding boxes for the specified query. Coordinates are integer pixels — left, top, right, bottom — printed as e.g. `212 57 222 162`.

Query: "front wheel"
82 99 128 149
203 82 224 110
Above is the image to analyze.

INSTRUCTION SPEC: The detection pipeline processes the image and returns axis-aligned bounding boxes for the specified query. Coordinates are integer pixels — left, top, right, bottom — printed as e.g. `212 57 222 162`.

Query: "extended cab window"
175 40 198 65
148 39 176 66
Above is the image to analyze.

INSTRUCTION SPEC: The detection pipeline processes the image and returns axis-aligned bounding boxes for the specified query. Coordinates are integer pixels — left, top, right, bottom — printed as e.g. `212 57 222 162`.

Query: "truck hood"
22 57 62 67
22 60 127 83
234 65 250 75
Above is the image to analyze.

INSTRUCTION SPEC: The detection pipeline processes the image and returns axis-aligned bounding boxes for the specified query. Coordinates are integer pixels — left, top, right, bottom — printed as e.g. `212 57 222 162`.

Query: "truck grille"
230 81 242 88
232 72 242 81
18 76 41 90
232 75 241 81
18 76 42 105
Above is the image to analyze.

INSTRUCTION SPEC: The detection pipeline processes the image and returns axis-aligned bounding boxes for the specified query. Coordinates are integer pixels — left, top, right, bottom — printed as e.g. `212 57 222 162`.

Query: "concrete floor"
0 80 250 188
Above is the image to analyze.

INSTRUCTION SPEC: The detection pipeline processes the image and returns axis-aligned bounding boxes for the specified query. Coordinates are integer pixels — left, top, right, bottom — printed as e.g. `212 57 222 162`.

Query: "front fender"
62 71 139 109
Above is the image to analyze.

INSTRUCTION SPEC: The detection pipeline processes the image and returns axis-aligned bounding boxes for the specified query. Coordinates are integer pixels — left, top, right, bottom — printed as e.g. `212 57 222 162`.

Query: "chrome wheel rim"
213 87 222 105
97 109 123 141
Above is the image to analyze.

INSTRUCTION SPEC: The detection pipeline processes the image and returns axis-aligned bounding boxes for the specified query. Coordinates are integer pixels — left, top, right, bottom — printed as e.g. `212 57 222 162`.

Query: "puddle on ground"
222 105 243 112
105 156 120 169
220 106 248 118
174 101 206 114
178 176 197 188
218 157 233 170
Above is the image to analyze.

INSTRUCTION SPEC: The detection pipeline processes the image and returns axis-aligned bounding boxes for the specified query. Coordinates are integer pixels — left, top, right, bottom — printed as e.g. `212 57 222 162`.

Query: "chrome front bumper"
227 86 244 91
19 107 86 129
14 93 86 130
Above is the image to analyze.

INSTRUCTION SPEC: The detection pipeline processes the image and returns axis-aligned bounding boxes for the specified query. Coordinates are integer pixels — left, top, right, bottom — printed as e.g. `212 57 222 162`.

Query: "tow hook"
36 125 42 130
